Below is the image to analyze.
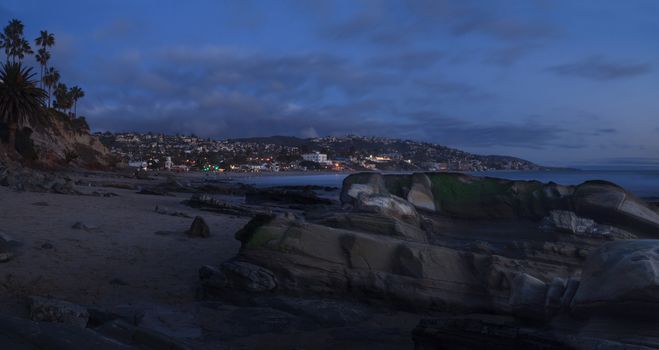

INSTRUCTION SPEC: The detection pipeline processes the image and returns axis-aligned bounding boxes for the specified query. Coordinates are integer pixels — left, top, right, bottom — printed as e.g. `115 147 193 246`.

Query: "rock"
87 305 145 327
340 172 659 234
72 222 100 231
541 210 636 239
560 278 579 311
186 216 210 238
245 187 334 206
224 214 515 313
0 313 134 349
41 242 54 249
543 210 597 235
508 273 548 321
0 252 13 263
197 302 316 339
571 240 659 319
137 188 172 196
154 205 192 218
95 319 191 349
307 211 427 243
353 193 420 226
573 181 659 235
219 260 277 292
544 277 567 315
412 315 654 350
340 172 388 207
30 296 90 328
0 231 21 250
406 173 436 211
183 194 254 217
139 309 202 339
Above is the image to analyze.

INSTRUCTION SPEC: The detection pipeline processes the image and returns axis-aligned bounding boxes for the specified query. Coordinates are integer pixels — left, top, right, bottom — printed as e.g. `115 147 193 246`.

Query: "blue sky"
2 0 659 166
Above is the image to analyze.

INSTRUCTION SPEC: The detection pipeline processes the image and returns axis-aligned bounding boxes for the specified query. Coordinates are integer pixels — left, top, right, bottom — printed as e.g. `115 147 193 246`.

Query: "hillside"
1 110 115 169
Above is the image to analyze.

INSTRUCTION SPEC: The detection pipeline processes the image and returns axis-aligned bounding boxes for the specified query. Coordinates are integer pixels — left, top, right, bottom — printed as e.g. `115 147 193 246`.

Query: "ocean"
237 170 659 199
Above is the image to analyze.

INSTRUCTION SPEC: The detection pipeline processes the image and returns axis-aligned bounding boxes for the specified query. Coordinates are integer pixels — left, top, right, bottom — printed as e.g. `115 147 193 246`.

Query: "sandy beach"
0 172 249 316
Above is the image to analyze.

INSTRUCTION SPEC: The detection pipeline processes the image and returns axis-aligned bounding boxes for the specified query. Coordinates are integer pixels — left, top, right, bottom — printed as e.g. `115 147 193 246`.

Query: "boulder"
571 240 659 319
340 172 388 207
406 173 436 211
30 296 90 328
200 261 277 293
353 192 420 226
508 273 547 321
186 216 210 238
573 181 659 235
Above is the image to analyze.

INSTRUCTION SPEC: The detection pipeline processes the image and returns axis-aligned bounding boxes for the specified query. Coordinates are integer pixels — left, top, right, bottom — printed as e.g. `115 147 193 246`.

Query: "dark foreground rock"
184 193 254 217
245 186 335 207
186 216 210 238
197 172 659 349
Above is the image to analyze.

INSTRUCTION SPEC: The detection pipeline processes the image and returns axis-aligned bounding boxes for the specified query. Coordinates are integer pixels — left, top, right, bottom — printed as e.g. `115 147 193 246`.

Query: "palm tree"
35 30 55 50
34 30 54 87
43 67 59 107
0 62 47 151
35 48 50 88
69 86 84 117
53 83 72 113
0 19 33 63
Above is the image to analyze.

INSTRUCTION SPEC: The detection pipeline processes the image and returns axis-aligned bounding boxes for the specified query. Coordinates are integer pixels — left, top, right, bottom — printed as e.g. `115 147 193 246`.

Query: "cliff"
1 109 115 169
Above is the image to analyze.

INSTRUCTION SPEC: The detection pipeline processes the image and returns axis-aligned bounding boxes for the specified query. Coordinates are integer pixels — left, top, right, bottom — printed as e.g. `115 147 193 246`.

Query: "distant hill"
231 135 543 170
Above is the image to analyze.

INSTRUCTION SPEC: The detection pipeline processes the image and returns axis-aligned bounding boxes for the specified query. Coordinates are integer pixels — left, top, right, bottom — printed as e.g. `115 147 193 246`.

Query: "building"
301 152 328 163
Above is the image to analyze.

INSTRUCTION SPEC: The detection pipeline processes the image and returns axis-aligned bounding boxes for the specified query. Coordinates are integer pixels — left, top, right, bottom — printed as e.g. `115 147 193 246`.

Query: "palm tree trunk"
74 100 77 117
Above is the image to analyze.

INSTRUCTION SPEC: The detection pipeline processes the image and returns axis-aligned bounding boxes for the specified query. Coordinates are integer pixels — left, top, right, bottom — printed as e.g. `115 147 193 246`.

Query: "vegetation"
0 62 47 150
0 18 87 154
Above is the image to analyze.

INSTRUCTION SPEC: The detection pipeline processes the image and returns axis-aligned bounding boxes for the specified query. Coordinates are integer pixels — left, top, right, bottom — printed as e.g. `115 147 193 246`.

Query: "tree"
35 48 50 88
0 19 33 63
34 30 55 88
43 67 59 107
53 83 72 113
0 62 47 151
69 85 84 117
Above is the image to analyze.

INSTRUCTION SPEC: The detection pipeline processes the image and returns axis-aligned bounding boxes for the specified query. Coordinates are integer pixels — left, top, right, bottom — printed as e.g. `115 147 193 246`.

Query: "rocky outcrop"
571 239 659 319
201 172 659 348
342 172 659 236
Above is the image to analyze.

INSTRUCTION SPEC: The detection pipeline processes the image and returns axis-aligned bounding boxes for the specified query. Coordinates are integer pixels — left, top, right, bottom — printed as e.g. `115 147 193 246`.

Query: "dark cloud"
93 19 144 40
413 80 495 102
367 50 444 70
403 112 576 149
547 56 652 81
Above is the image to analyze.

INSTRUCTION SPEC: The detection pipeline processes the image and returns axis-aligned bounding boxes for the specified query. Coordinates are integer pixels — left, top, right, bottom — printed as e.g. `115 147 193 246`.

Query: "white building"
302 152 328 163
164 156 173 170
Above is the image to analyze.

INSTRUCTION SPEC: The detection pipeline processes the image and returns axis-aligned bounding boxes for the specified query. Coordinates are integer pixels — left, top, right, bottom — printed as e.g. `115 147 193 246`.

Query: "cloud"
547 56 652 81
403 112 575 149
368 50 444 70
93 18 144 40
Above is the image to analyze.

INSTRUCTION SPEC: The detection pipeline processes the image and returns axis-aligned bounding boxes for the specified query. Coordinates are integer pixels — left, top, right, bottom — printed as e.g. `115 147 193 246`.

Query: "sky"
2 0 659 166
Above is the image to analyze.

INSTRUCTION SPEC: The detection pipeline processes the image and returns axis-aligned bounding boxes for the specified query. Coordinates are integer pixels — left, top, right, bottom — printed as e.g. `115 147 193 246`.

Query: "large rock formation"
201 172 659 348
341 172 659 236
